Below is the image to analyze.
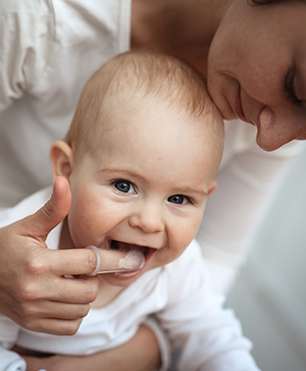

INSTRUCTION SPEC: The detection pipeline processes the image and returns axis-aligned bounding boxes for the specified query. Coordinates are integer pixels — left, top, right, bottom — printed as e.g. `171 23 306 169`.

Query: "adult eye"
168 194 189 205
113 180 136 194
285 70 303 107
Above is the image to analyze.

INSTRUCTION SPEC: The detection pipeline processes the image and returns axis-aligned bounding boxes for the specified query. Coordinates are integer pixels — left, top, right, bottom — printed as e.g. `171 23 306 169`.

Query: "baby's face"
66 98 221 287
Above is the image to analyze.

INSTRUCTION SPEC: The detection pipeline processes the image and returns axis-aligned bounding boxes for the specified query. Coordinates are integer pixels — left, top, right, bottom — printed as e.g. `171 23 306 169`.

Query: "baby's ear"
50 141 73 179
207 180 217 197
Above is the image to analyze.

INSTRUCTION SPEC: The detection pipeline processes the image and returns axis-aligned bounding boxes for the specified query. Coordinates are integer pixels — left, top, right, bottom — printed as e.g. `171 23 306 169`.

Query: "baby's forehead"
76 50 224 156
96 96 221 153
97 91 214 132
83 90 223 183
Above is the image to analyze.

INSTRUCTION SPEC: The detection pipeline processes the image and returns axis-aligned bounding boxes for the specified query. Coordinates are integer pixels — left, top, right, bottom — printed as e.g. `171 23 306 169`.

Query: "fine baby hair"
65 49 223 161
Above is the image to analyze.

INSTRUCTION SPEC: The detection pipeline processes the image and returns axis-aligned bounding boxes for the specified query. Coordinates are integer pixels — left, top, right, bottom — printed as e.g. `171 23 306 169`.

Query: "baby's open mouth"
110 240 150 256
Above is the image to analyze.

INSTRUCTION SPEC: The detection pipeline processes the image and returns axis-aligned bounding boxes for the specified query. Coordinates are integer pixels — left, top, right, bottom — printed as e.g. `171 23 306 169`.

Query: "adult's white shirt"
0 0 302 292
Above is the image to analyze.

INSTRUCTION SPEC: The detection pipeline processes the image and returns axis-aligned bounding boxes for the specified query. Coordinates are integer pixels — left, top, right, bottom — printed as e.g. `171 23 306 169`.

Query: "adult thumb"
23 176 72 242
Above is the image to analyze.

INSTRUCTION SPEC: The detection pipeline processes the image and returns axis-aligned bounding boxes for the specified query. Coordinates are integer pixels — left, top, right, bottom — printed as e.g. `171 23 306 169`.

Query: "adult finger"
86 246 145 275
44 248 98 276
20 176 71 243
22 316 85 336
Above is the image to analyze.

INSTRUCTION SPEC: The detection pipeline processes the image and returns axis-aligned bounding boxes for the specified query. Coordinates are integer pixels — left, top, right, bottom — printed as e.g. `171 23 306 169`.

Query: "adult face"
207 0 306 151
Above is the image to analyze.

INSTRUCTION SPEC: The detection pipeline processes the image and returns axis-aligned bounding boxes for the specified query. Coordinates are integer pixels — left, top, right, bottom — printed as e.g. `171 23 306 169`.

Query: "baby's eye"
168 194 189 205
113 180 136 194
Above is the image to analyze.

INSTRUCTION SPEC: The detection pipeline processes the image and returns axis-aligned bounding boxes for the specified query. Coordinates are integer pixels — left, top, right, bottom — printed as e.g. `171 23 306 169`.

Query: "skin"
17 325 161 371
2 0 306 364
207 0 306 151
0 176 99 335
52 93 219 295
18 89 221 368
132 0 306 151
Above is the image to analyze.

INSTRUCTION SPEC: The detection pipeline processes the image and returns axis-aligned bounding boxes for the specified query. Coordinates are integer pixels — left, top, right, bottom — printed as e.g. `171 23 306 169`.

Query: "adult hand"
18 325 161 371
0 176 100 335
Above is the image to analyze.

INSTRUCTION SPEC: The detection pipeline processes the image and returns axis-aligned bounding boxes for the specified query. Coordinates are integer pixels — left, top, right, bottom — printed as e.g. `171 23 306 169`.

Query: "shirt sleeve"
196 120 303 292
0 314 26 371
0 349 26 371
157 240 261 371
0 0 55 111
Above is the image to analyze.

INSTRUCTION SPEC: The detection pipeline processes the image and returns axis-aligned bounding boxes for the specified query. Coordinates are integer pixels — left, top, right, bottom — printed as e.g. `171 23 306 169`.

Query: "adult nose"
128 200 165 234
256 106 306 151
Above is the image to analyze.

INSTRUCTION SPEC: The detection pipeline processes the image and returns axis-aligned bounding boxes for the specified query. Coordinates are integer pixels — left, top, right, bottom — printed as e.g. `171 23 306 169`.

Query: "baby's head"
65 49 223 163
51 50 224 286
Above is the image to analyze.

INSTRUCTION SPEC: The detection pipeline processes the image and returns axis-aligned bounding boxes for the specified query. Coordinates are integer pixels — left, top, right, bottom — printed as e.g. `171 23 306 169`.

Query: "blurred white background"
228 143 306 371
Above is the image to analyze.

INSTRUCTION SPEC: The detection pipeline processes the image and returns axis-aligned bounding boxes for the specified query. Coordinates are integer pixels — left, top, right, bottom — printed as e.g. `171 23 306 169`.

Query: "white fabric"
0 0 302 296
0 188 260 371
0 0 131 205
197 120 303 292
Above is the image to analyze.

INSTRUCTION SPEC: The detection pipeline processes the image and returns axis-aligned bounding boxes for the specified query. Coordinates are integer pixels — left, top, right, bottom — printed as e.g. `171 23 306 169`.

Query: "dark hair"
251 0 299 4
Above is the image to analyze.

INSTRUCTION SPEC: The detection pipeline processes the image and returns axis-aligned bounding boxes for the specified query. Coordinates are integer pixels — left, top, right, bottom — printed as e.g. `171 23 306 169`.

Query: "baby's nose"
129 203 164 233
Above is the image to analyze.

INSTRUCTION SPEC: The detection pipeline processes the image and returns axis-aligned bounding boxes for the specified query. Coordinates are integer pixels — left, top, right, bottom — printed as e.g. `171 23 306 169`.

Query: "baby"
0 50 259 370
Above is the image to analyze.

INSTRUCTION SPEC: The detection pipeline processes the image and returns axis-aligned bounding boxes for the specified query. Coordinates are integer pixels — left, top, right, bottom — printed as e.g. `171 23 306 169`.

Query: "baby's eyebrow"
176 185 208 197
100 167 146 180
101 167 138 175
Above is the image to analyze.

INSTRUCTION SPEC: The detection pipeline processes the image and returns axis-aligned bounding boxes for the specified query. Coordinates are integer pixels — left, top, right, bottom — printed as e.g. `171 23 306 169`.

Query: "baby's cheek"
68 220 90 247
67 205 95 246
174 225 198 250
159 240 188 265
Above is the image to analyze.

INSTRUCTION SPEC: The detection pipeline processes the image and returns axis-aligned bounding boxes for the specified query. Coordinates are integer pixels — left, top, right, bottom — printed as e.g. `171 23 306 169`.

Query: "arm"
0 321 161 371
196 120 303 292
19 325 161 371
